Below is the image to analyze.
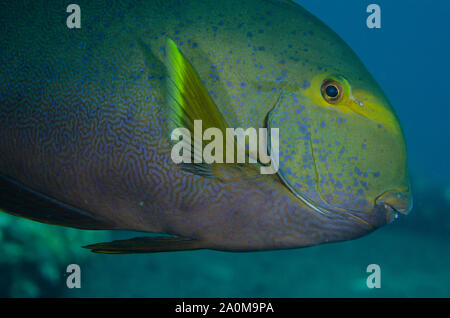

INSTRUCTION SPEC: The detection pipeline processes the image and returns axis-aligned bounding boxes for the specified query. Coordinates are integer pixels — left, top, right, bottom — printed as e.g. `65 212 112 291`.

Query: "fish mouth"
375 189 413 216
326 188 414 227
280 173 413 228
367 188 413 225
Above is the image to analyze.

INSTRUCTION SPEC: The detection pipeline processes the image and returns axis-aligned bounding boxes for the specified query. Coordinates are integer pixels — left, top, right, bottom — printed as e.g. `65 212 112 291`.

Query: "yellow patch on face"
303 74 403 136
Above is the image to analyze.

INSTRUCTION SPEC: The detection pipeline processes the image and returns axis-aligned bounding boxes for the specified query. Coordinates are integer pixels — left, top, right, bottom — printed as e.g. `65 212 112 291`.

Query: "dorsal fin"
0 173 115 230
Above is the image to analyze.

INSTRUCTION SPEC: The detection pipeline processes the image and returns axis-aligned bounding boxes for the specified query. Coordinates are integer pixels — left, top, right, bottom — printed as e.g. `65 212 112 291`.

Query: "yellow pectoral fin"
166 38 229 135
165 38 270 179
165 38 245 174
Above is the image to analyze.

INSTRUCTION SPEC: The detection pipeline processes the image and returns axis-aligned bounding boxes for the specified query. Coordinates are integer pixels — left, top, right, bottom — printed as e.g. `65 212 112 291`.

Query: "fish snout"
375 189 413 217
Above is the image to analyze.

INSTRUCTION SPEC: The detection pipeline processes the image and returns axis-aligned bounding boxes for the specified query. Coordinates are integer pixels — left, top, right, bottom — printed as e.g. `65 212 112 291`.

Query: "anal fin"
0 173 115 230
84 236 204 254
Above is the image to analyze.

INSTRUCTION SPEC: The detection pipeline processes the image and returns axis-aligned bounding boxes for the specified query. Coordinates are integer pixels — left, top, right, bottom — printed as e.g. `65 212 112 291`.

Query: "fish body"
0 0 412 253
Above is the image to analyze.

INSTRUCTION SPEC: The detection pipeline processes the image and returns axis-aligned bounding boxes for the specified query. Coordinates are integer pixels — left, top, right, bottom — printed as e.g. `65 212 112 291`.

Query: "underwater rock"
0 213 110 297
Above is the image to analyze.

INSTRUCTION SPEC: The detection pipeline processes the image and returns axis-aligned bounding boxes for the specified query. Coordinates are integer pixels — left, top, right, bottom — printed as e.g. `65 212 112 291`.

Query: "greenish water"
1 175 449 297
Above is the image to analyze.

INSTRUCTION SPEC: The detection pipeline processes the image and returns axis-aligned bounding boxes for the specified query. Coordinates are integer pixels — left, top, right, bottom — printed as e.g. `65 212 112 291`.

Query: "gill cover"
267 77 410 217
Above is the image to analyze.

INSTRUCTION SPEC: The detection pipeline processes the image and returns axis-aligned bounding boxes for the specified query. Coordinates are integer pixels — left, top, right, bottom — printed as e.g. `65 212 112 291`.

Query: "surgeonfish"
0 0 412 253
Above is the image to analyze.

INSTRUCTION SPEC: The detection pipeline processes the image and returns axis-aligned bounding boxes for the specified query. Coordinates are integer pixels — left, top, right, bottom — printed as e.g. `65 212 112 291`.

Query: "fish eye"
321 79 344 104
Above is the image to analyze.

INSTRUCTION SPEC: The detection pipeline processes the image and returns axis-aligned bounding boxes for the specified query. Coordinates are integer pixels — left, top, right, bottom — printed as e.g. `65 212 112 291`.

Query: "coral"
0 212 110 297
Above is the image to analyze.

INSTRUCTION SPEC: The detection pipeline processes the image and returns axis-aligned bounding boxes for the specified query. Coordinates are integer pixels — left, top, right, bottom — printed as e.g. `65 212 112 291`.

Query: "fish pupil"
326 85 339 98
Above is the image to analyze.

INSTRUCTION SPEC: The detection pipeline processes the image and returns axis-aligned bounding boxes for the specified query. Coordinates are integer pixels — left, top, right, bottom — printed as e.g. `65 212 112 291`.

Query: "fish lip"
374 189 413 216
372 202 398 224
384 202 411 216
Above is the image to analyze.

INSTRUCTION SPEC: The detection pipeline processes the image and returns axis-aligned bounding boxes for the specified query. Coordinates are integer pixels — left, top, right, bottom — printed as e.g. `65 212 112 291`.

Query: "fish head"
267 42 412 228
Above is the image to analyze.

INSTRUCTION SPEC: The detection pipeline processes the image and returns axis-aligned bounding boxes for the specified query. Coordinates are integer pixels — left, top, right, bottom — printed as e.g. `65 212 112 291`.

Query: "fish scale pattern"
0 0 389 250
